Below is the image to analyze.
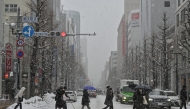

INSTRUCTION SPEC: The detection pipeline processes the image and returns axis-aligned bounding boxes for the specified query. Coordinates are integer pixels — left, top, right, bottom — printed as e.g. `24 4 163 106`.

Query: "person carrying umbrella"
81 89 91 109
133 86 144 109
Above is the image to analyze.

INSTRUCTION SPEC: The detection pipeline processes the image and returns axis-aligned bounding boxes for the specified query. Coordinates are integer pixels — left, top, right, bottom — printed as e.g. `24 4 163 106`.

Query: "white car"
164 91 180 107
65 91 77 102
77 89 83 96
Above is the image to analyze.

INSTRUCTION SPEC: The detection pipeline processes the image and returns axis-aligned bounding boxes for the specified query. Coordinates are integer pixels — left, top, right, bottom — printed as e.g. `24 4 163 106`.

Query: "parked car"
77 89 83 96
164 90 180 107
65 91 77 102
88 90 97 98
149 89 171 109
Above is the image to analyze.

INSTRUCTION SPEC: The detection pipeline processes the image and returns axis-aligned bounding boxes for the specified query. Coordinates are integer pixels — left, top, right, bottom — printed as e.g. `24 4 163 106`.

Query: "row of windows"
178 0 186 7
176 8 190 27
5 4 17 13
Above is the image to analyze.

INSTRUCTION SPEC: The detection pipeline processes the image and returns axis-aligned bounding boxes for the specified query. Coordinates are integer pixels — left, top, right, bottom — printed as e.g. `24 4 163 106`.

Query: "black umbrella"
135 85 152 92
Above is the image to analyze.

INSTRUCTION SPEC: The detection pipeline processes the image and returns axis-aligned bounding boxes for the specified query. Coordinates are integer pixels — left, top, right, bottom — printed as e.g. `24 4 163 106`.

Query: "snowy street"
7 93 190 109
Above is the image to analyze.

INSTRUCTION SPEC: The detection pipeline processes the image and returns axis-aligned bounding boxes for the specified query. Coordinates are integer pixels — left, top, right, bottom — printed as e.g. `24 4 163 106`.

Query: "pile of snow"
6 93 56 109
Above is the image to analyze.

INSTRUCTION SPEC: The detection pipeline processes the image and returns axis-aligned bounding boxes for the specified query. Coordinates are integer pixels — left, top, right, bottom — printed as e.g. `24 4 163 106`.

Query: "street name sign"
34 32 48 36
22 16 38 23
22 26 35 38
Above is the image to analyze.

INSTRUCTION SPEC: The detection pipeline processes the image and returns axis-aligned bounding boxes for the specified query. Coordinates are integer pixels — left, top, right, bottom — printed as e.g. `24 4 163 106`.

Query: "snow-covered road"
7 94 190 109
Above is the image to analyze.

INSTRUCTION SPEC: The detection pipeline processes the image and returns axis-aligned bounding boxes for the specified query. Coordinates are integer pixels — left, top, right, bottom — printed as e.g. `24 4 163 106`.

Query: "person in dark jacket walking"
81 89 91 109
14 87 26 109
55 86 69 109
133 88 144 109
103 86 113 109
180 85 187 109
109 88 114 109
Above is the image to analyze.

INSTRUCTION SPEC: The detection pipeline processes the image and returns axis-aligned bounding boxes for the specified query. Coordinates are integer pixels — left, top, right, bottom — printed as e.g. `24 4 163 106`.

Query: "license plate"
129 100 133 102
158 103 162 105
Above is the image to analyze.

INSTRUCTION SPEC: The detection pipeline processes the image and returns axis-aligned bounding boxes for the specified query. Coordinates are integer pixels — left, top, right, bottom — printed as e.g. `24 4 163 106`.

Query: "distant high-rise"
64 10 81 64
80 37 88 75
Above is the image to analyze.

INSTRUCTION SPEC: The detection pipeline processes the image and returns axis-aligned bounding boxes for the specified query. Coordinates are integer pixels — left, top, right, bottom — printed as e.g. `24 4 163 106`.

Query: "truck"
116 79 139 104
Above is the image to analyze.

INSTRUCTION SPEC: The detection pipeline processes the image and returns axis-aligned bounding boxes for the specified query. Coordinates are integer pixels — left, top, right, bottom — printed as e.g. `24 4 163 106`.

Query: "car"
149 89 171 109
88 90 97 98
65 91 77 102
164 91 180 107
77 89 83 96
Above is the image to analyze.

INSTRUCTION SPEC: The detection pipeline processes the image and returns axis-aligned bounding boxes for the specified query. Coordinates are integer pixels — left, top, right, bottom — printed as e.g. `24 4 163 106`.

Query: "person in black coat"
133 88 144 109
180 85 187 109
55 86 69 109
81 89 91 109
103 86 113 109
109 88 114 109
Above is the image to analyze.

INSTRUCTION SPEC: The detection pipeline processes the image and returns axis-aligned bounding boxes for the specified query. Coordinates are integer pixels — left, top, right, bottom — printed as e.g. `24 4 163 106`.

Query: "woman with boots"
81 89 91 109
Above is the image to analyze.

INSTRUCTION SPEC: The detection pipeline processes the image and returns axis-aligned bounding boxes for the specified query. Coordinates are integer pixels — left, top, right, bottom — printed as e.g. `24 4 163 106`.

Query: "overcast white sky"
61 0 124 87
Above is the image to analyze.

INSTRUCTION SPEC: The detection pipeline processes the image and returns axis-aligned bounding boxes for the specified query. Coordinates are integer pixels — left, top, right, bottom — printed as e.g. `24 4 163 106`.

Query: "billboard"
131 12 140 27
5 43 12 72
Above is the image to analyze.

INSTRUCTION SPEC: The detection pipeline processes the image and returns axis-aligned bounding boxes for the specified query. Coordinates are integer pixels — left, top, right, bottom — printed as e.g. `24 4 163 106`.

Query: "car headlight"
123 97 126 99
149 98 153 101
167 98 171 101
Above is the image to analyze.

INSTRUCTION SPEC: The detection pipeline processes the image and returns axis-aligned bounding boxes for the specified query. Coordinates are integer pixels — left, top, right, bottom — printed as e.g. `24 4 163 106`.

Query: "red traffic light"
4 72 9 79
61 32 67 37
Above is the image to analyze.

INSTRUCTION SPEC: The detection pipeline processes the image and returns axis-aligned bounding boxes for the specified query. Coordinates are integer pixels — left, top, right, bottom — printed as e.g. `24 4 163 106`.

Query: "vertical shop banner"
131 12 140 27
5 43 13 72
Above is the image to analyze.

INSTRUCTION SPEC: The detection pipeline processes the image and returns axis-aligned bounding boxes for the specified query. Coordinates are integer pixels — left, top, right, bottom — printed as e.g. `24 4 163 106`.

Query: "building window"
181 9 185 23
178 0 180 7
164 1 170 7
5 4 17 13
176 14 179 27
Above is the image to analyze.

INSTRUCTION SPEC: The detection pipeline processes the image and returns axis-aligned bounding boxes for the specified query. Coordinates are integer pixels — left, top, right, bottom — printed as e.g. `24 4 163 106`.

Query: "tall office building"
64 10 81 65
80 37 88 75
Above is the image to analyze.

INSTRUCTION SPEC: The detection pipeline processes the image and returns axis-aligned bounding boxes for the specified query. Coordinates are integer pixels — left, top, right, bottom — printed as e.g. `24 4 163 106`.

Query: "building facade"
175 0 190 94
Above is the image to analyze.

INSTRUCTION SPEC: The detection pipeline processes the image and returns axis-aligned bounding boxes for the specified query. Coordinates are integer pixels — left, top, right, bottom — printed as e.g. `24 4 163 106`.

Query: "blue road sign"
16 50 24 58
22 26 35 38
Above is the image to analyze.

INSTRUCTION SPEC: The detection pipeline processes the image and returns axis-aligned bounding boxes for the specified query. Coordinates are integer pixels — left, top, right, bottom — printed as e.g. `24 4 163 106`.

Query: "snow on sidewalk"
6 93 55 109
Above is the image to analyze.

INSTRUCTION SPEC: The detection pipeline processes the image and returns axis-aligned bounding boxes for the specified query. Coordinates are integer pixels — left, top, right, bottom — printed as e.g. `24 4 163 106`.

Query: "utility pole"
144 37 147 85
16 7 21 93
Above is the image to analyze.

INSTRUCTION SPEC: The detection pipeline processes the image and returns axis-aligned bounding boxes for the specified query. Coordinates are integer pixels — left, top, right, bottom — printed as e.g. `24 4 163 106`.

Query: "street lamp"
170 45 183 94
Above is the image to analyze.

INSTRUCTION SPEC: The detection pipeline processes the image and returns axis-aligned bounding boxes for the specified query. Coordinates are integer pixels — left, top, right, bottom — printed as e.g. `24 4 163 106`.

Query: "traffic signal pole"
15 7 21 94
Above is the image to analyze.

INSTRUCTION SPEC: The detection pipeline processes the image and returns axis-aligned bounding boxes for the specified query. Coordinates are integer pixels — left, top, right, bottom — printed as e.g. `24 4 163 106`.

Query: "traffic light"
61 32 67 37
4 72 9 79
50 31 67 37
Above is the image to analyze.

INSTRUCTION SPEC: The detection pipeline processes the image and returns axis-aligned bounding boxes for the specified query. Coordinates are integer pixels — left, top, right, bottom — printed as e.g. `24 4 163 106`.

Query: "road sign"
22 16 38 23
22 26 35 38
34 32 48 36
16 50 24 58
17 39 24 46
